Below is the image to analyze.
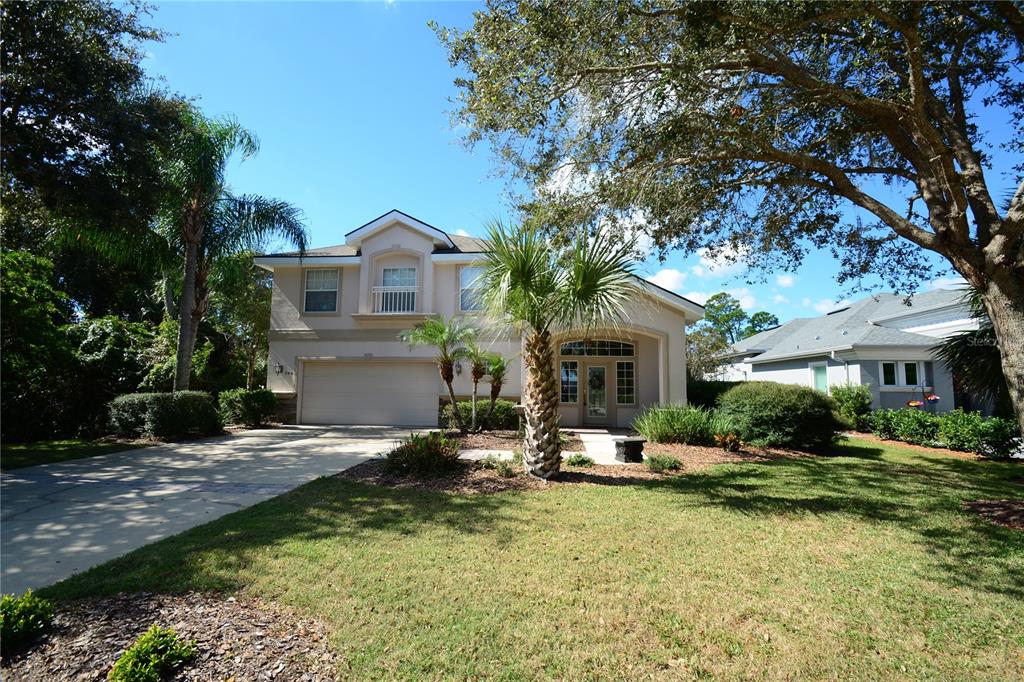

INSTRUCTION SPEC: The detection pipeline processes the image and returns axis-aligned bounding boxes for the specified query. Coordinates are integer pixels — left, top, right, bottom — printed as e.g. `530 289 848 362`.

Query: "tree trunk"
470 380 478 432
980 271 1024 437
485 379 503 420
522 330 561 479
439 359 464 432
162 270 176 319
173 239 199 391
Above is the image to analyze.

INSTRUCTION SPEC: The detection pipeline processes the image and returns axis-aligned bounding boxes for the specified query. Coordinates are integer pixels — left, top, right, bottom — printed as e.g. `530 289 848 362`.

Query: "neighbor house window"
616 361 635 405
881 362 897 386
304 269 338 312
560 361 578 403
902 361 919 386
459 265 485 311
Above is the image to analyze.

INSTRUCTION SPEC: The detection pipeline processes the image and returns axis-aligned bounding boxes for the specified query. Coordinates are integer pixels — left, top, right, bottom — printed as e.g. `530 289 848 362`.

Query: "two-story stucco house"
717 288 977 412
254 210 704 427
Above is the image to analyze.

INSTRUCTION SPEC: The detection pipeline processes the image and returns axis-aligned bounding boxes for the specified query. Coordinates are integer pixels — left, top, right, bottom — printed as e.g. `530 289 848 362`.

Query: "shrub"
717 382 840 449
384 432 461 475
687 380 742 408
108 625 196 682
494 458 518 478
219 388 276 427
830 383 874 431
441 399 519 431
936 408 986 452
565 453 595 467
714 432 742 452
974 416 1021 460
109 392 221 440
0 590 54 656
632 405 717 445
889 409 940 446
645 454 682 473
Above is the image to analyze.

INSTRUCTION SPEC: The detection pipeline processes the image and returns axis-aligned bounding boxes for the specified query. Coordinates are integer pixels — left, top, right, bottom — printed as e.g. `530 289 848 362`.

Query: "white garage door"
300 362 440 426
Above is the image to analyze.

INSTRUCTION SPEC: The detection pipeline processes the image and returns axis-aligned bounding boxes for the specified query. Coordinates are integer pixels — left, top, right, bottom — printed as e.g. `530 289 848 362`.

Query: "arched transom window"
559 340 634 357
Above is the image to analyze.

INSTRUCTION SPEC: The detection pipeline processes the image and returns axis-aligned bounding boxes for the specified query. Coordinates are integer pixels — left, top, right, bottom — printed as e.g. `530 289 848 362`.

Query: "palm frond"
554 227 636 332
206 194 308 257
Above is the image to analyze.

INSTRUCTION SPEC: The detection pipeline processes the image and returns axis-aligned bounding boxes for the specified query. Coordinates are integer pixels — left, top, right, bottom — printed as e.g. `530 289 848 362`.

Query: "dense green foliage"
384 432 462 476
564 453 595 468
107 625 196 682
442 399 519 431
632 405 734 446
109 392 221 441
685 327 729 380
717 382 840 449
644 454 682 473
686 380 743 409
0 590 54 656
219 388 276 428
437 0 1024 436
701 293 750 345
830 383 874 431
871 408 1021 459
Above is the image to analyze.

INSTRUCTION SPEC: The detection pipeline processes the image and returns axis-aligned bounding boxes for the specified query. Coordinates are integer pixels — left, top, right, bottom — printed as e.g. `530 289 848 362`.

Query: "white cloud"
690 245 750 278
776 274 795 288
646 268 688 292
807 298 852 314
772 294 789 304
930 276 968 290
684 287 756 310
454 228 471 237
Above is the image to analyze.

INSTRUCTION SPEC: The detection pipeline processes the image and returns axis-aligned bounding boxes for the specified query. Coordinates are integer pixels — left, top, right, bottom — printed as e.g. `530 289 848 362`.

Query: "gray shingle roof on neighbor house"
728 288 970 363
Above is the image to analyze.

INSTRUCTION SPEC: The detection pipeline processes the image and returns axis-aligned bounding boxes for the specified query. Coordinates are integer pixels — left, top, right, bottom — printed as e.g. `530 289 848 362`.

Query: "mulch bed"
336 440 807 495
1 592 336 681
843 431 984 460
446 429 585 452
963 499 1024 531
644 442 807 470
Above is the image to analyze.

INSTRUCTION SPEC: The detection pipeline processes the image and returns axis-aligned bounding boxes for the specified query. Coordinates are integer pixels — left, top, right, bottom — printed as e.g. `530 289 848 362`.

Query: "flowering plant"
925 394 940 403
906 399 925 408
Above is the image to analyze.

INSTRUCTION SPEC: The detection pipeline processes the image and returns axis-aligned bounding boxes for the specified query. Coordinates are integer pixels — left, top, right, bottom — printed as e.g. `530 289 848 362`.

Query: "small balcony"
372 285 418 314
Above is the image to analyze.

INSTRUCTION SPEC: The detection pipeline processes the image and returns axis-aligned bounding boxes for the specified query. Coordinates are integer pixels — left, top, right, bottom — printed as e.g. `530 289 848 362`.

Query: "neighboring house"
718 288 977 412
254 209 704 427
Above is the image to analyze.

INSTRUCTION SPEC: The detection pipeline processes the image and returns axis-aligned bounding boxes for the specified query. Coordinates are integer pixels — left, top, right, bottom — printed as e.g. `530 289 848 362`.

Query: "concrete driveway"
1 426 410 595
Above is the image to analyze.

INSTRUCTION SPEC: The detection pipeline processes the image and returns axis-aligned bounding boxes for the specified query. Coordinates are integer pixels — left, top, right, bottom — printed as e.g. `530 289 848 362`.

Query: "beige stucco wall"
263 219 693 425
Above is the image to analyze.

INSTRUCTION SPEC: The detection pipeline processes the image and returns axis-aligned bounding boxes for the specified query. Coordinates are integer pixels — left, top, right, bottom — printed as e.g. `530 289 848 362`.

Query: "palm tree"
464 341 490 432
399 316 476 431
157 107 307 390
479 222 635 478
484 353 510 422
934 288 1014 417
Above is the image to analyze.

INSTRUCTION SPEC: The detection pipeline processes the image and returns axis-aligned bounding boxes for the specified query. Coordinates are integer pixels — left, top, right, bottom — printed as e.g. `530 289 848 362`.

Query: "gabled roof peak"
344 209 455 248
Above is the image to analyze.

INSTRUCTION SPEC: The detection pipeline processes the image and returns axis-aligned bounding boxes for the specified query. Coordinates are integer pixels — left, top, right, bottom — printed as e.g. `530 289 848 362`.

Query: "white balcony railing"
372 285 418 314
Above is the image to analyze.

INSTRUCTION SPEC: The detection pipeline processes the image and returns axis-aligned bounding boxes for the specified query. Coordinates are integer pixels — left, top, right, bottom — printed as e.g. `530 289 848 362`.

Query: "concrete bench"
613 436 646 463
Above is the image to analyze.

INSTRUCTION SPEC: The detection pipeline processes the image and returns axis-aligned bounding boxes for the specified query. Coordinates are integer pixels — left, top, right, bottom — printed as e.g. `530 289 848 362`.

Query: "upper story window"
304 269 338 313
459 265 486 311
382 267 416 288
559 340 635 356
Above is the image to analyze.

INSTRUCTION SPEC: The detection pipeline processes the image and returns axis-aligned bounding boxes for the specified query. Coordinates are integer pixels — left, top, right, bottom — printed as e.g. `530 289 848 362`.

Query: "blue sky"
142 1 1017 322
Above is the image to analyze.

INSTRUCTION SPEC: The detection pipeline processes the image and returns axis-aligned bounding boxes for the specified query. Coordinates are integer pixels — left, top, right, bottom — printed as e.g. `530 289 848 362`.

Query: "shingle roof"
727 288 970 363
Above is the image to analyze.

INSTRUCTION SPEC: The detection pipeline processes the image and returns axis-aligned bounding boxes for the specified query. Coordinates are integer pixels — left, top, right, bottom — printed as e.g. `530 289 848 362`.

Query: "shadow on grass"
43 439 1023 603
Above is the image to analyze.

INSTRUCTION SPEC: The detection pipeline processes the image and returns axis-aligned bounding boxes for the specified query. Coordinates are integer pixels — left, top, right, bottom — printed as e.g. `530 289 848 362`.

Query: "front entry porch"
554 332 667 428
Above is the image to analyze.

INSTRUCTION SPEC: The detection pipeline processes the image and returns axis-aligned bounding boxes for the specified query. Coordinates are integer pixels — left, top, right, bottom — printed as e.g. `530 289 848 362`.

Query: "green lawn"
44 441 1023 680
1 439 148 470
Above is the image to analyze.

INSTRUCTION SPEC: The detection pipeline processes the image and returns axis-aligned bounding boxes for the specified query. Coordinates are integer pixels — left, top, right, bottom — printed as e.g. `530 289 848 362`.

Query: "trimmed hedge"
219 388 276 427
441 399 519 431
687 380 742 408
109 391 222 440
717 382 840 449
830 383 874 431
871 407 1021 459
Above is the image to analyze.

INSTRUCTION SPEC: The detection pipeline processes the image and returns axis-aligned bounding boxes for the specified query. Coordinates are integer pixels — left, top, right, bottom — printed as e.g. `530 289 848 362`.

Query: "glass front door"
585 365 607 423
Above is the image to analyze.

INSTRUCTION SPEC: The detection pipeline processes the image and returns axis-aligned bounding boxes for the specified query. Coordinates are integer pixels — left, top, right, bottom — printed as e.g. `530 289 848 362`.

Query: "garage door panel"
300 362 439 426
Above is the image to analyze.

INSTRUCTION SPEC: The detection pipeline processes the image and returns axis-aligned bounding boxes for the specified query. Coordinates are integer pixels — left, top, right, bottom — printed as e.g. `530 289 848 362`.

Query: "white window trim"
615 360 636 406
808 361 829 394
878 360 926 388
560 360 579 404
303 268 339 314
458 265 485 312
